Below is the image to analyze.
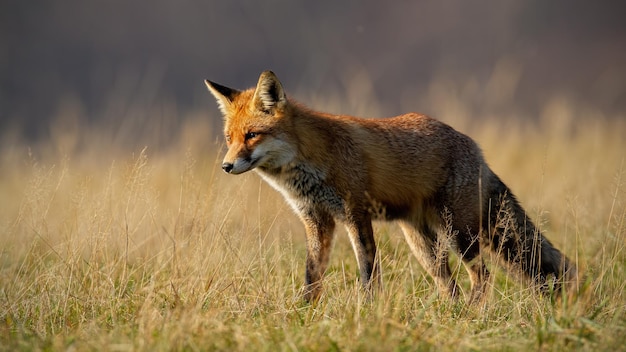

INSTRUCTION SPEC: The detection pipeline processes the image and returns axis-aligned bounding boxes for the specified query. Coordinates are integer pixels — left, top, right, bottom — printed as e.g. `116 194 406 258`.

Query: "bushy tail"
483 176 578 293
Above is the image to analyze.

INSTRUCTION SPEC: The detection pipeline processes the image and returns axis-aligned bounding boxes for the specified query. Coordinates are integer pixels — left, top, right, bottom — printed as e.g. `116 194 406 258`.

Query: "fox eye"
224 135 231 143
245 132 258 141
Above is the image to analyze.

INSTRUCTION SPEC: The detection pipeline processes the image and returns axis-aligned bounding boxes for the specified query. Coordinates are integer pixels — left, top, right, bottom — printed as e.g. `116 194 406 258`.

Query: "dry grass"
1 84 625 351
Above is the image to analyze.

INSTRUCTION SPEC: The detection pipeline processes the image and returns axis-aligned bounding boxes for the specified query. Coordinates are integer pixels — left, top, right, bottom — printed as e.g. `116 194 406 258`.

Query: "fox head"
205 71 297 174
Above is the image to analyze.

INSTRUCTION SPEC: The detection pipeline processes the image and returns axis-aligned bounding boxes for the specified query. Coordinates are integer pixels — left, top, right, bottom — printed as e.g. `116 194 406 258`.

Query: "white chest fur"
256 163 345 217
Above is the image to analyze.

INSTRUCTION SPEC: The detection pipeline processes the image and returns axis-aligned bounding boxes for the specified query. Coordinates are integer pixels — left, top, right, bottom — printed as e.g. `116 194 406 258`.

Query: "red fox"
205 71 578 302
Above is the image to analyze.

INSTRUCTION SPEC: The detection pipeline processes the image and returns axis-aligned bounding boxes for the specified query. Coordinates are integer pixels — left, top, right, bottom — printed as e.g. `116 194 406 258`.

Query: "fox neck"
282 105 342 165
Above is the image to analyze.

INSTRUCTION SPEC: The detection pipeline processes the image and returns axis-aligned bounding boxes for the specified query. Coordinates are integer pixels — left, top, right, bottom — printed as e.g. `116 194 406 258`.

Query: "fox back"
205 71 578 303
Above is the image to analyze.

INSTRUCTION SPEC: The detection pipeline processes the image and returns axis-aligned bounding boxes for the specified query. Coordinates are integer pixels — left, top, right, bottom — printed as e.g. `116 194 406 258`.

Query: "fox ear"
252 70 286 114
205 80 240 116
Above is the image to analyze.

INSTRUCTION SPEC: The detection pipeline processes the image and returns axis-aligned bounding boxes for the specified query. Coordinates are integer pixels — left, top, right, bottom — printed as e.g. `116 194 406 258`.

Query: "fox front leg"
301 209 336 302
345 212 380 295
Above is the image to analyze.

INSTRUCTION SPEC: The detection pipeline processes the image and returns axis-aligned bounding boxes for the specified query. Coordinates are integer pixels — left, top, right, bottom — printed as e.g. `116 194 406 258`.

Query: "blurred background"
1 0 625 147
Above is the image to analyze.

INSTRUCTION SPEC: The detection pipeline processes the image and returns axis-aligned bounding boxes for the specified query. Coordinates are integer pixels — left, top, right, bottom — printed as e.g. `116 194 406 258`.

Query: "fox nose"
222 162 234 173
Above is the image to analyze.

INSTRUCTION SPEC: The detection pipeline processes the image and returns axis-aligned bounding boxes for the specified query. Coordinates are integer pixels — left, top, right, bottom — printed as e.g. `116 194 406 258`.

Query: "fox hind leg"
399 221 460 299
455 231 491 303
461 258 490 304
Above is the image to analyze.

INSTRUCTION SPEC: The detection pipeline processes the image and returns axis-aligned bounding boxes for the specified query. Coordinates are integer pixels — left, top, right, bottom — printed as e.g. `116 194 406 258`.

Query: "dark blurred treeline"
1 0 625 141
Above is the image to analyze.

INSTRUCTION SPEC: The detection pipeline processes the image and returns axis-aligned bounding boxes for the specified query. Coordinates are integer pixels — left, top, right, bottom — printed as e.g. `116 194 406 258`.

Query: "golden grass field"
1 84 625 351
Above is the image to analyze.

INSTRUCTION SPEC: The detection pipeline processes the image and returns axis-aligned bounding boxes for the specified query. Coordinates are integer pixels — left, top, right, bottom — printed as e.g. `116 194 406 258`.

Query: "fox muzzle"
222 162 234 173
